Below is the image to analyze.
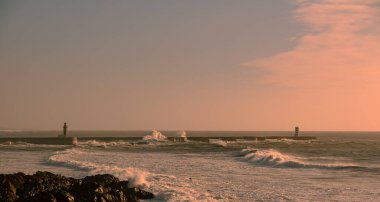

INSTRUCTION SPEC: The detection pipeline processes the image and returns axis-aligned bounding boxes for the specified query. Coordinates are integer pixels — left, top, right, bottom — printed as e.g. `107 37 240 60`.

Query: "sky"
0 0 379 131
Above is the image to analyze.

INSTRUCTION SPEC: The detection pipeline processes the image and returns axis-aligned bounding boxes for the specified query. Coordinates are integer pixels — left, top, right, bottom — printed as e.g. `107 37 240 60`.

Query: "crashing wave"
239 148 362 169
142 130 167 141
174 131 188 142
48 148 149 188
133 130 168 144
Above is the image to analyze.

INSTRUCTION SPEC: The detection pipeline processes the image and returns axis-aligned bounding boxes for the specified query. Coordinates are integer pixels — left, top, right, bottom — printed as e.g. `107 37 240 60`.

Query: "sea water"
0 131 379 201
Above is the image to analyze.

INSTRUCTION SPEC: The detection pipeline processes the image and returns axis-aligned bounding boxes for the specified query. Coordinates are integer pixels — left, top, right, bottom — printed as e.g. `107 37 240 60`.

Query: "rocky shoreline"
0 171 154 202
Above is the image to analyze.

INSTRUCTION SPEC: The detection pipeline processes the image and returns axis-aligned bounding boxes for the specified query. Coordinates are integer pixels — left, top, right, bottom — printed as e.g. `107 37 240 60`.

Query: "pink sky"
244 0 380 130
1 0 380 130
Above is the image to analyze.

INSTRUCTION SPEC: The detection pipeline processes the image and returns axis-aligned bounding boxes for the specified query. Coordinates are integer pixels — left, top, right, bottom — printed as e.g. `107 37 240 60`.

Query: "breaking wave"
47 148 149 188
209 139 228 147
77 140 132 148
46 148 218 201
238 148 363 170
176 131 188 142
135 130 168 144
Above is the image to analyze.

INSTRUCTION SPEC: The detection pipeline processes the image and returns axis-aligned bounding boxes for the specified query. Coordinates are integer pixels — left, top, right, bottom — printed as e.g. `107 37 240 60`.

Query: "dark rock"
0 172 154 202
83 174 120 186
53 190 75 202
0 180 18 202
31 191 57 202
101 193 122 202
117 181 129 190
135 189 155 200
6 172 26 189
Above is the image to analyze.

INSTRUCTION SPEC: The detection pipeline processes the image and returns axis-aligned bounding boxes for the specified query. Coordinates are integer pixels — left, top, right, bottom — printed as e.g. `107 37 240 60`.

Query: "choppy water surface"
1 131 379 201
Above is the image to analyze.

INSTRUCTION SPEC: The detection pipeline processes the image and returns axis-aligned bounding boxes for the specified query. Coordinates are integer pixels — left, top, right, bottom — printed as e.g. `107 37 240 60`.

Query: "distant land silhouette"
0 127 23 132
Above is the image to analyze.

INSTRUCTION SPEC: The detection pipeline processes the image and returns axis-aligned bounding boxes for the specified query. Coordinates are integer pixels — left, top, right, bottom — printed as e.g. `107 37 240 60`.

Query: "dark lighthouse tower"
295 126 299 137
63 122 68 137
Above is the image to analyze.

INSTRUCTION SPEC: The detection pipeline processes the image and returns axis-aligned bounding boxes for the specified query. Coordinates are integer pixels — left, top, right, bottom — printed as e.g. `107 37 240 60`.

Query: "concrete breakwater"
0 136 316 145
0 137 78 145
187 136 317 142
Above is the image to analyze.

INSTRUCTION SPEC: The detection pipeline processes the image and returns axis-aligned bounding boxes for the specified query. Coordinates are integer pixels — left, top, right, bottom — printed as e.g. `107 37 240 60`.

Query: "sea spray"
139 130 167 143
176 130 188 142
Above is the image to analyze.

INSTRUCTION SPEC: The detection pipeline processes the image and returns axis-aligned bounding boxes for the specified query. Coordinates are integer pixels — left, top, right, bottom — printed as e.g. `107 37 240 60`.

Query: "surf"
238 148 364 170
47 148 150 188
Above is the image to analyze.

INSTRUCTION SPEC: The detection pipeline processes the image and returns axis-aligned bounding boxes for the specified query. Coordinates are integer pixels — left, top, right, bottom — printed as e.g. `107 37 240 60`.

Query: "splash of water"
176 131 188 141
142 130 167 141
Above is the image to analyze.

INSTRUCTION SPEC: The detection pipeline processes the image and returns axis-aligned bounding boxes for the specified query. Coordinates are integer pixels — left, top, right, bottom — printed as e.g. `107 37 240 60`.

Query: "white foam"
235 139 258 144
48 148 149 188
77 140 131 148
47 148 219 201
143 130 167 141
148 174 218 202
239 148 361 169
176 131 188 141
209 138 228 147
133 130 168 144
264 138 315 144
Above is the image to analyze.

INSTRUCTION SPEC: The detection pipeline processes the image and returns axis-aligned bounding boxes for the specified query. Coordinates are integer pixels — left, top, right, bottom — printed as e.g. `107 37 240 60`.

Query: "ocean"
0 131 379 201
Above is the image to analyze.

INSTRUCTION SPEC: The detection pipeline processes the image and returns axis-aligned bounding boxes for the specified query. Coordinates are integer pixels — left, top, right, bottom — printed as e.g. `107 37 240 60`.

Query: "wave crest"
239 148 362 169
48 148 149 188
77 140 131 148
141 130 167 141
209 139 228 147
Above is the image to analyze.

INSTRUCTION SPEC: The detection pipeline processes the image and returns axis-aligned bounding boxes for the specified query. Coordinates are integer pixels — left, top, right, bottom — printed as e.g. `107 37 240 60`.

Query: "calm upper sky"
1 0 379 131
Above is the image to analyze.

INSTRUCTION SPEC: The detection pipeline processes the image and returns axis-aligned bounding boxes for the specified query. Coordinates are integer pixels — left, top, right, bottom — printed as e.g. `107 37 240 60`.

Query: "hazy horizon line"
1 129 380 133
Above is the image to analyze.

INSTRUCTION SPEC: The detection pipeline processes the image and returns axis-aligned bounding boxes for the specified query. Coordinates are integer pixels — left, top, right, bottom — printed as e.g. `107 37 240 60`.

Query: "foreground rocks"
0 171 154 202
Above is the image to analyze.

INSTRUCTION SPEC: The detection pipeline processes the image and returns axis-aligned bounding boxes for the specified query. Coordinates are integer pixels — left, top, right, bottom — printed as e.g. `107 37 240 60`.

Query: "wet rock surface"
0 171 154 202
